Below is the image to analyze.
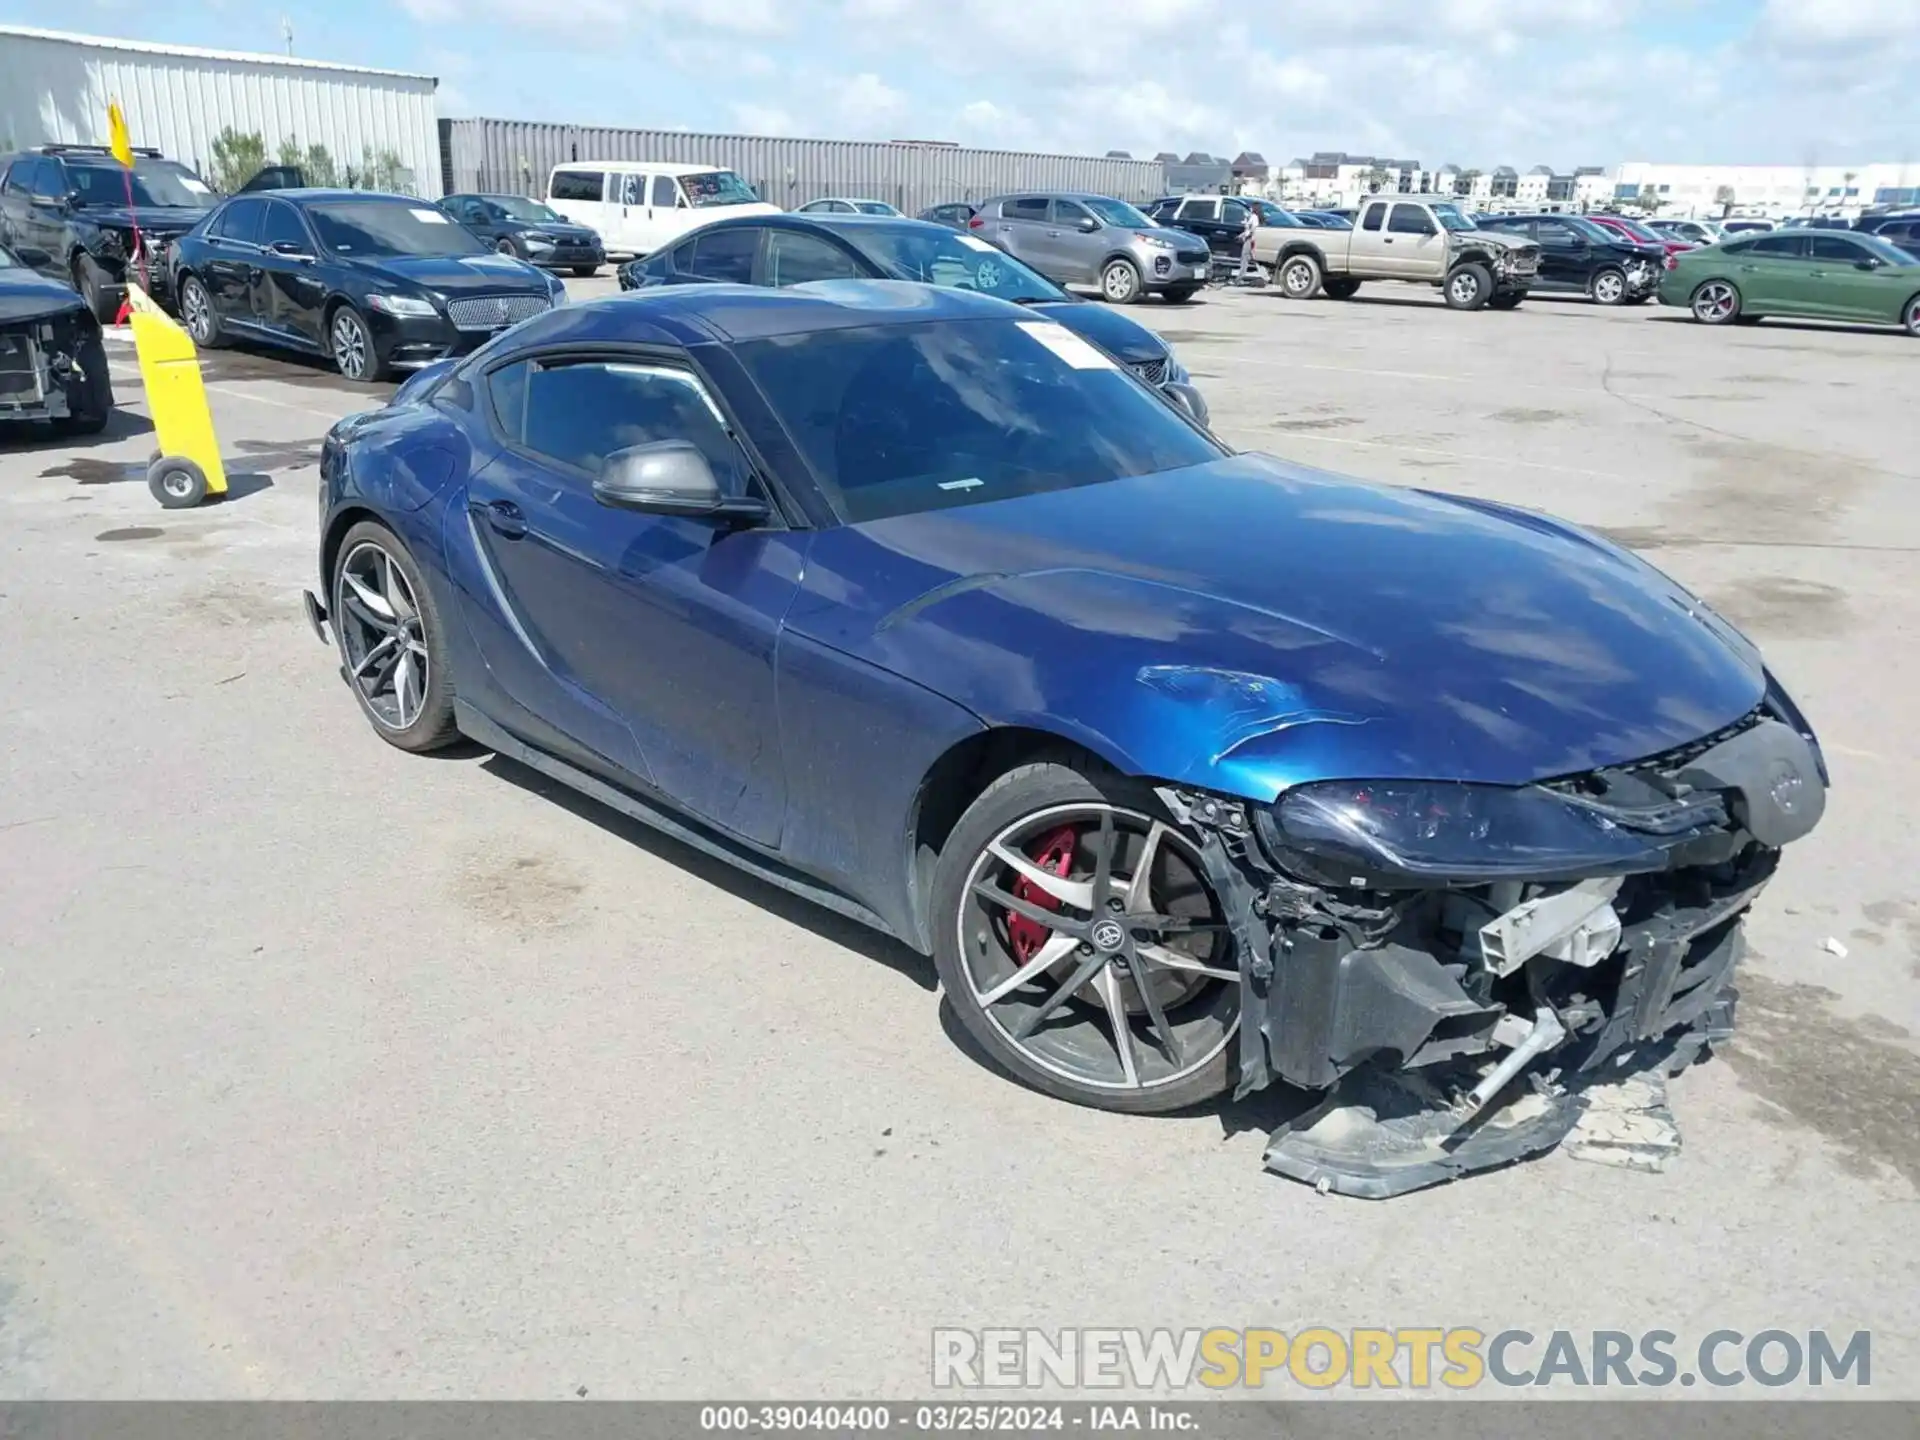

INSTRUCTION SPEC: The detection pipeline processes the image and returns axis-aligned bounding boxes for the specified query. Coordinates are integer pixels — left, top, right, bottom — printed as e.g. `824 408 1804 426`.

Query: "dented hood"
787 453 1765 800
0 270 89 324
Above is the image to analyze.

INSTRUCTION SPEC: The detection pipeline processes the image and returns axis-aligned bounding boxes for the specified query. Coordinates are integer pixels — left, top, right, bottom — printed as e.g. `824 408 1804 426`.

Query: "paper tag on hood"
1018 321 1115 370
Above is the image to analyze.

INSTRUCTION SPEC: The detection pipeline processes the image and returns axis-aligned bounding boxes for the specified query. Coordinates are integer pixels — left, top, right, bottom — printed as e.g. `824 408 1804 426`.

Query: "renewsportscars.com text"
932 1327 1872 1391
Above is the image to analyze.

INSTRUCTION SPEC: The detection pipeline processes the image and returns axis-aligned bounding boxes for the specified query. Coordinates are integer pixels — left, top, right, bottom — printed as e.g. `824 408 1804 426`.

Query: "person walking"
1235 200 1261 285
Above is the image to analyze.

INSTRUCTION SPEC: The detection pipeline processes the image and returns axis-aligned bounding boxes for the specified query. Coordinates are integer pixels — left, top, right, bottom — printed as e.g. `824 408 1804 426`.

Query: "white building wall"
1610 161 1917 219
0 25 441 197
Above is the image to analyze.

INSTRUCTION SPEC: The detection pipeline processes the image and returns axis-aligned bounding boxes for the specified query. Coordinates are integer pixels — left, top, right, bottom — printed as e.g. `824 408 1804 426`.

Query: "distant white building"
1609 161 1919 220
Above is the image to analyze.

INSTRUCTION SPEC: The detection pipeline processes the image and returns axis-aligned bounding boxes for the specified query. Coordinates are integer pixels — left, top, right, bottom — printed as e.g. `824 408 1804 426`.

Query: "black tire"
52 330 113 436
1162 284 1199 304
1444 262 1493 310
71 253 118 324
571 264 599 278
1278 252 1323 299
1903 293 1920 337
1589 266 1630 305
1690 279 1742 325
327 303 388 383
177 273 224 349
931 759 1240 1115
495 237 522 258
1486 292 1525 311
1323 277 1361 300
147 456 207 509
1622 293 1652 306
1100 257 1144 304
329 519 459 753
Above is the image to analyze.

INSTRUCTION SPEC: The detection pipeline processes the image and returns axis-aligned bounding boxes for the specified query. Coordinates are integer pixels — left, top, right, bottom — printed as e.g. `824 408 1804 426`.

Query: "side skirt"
454 698 902 944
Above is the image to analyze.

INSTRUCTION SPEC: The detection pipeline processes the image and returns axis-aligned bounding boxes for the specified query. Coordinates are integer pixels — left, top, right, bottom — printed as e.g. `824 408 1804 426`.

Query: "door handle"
1807 270 1826 279
1383 238 1395 244
1045 229 1061 236
1737 264 1758 273
480 499 527 539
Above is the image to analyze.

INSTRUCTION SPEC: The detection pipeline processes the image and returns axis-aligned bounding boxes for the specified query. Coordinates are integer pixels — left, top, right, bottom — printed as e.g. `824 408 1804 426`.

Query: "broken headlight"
1272 780 1665 886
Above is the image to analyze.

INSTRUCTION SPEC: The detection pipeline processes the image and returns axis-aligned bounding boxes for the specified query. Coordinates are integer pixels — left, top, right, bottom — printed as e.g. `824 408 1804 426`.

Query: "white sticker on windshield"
410 207 450 224
956 234 996 252
1018 321 1116 370
180 177 211 194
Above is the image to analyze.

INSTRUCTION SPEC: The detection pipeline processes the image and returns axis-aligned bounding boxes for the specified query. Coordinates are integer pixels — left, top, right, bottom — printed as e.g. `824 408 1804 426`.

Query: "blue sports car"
306 281 1825 1173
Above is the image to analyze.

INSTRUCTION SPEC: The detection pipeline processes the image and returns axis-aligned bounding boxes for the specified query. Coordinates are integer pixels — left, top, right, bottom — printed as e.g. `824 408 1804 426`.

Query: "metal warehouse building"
0 25 440 197
440 118 1165 216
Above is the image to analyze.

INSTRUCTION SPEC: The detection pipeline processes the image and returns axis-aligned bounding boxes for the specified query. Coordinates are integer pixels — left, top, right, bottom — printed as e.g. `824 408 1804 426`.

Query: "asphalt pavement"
1 276 1915 1398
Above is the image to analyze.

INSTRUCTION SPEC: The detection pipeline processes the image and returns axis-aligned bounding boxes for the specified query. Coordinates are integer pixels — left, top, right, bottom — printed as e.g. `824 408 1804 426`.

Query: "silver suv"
974 192 1209 303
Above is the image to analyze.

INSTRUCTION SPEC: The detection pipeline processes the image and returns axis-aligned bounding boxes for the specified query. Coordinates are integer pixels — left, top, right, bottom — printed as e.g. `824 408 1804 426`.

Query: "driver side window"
487 357 751 496
764 231 861 285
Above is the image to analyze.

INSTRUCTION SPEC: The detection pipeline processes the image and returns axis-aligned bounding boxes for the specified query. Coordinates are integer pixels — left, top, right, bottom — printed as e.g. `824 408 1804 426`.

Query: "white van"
545 161 781 257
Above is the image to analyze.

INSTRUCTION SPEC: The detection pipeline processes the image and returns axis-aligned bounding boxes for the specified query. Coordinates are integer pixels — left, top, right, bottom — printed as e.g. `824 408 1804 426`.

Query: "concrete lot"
1 276 1916 1398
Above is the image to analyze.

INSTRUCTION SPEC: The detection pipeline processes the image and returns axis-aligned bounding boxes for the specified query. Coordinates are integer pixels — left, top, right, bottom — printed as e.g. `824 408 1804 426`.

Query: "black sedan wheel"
495 237 520 257
331 522 459 752
1691 279 1742 325
178 274 223 348
933 762 1239 1114
329 305 385 383
572 264 598 278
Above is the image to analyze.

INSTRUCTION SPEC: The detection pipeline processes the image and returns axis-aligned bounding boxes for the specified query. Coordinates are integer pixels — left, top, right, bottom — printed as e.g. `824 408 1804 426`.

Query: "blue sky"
19 0 1920 167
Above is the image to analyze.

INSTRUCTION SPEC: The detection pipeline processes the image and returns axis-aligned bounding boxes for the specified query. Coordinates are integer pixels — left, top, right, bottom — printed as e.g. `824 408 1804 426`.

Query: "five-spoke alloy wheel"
331 522 458 751
1691 279 1741 325
934 764 1240 1113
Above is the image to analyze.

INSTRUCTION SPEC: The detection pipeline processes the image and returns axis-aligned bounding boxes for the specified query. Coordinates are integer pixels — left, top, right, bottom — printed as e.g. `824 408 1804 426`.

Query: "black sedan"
439 193 605 275
1476 213 1667 305
0 241 112 435
172 190 566 382
615 213 1208 424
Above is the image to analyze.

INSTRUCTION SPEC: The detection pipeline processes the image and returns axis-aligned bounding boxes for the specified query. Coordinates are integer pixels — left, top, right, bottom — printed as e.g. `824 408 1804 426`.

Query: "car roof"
690 212 952 238
224 189 419 204
511 280 1026 350
551 160 733 176
979 191 1127 203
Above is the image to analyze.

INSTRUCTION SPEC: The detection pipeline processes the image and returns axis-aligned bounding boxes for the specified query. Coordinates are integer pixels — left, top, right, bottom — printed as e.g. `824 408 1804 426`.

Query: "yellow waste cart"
126 284 226 509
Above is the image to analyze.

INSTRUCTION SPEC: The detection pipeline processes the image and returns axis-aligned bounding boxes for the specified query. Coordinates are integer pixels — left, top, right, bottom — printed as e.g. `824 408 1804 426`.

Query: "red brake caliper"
1008 825 1079 964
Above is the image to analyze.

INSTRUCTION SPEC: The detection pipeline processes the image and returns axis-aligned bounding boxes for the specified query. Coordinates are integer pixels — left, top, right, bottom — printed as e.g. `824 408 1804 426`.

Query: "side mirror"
1163 381 1207 425
591 441 768 523
1855 258 1882 271
1076 215 1100 233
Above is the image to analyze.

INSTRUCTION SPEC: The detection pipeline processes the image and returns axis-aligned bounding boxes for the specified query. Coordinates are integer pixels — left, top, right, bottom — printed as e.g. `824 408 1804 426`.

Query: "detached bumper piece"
1164 711 1825 1199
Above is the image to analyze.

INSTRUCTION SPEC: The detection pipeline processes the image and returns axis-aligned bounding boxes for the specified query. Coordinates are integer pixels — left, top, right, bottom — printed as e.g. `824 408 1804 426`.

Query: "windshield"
1429 203 1478 232
846 226 1065 303
1247 200 1299 227
1607 217 1663 243
1083 196 1153 229
308 200 489 258
68 159 213 210
1564 216 1619 243
736 318 1222 523
684 171 761 208
1852 232 1917 266
494 196 563 222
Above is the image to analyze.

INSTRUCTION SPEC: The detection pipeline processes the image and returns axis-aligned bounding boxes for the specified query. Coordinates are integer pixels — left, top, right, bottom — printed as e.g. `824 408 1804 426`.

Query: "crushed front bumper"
1156 705 1826 1196
0 311 99 423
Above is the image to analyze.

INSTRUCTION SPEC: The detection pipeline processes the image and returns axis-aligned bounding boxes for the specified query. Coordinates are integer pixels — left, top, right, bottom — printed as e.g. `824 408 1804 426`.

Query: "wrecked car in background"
0 241 113 436
307 283 1826 1198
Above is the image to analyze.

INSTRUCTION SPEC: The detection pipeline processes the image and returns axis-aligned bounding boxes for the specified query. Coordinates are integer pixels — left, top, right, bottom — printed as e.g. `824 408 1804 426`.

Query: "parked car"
1719 219 1776 235
1648 218 1723 246
1855 215 1920 259
1587 212 1692 263
615 212 1207 424
1660 228 1920 334
795 198 902 216
972 192 1209 304
1254 195 1538 310
1145 195 1299 276
1475 213 1665 304
0 144 215 320
438 193 605 275
918 202 978 231
1295 211 1353 230
545 161 779 258
303 280 1826 1154
0 240 113 435
172 189 565 382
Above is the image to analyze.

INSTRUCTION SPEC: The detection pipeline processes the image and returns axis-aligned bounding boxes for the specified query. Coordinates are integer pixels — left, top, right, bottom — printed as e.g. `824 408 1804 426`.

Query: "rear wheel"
330 520 459 752
1279 253 1323 299
1323 277 1361 300
932 761 1240 1114
1444 262 1493 310
1100 257 1143 304
1690 279 1741 325
178 274 223 348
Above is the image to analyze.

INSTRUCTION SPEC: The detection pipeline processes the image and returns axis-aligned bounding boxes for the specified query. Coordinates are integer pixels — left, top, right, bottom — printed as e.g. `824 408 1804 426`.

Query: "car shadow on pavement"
1642 313 1899 338
476 751 939 993
1 407 156 452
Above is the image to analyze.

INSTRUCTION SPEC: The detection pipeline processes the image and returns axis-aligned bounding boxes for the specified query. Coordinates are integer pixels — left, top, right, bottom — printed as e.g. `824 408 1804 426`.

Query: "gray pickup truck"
1254 194 1540 310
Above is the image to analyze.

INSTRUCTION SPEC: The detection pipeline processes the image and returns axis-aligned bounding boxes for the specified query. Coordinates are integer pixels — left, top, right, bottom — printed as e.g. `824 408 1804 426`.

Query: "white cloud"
838 72 908 130
731 103 797 136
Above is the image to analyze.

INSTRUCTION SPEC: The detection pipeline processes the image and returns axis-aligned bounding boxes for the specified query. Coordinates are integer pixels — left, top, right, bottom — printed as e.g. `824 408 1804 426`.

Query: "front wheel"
52 331 113 435
931 761 1240 1114
1279 254 1323 299
1100 258 1143 304
1323 277 1361 300
72 253 118 324
572 264 599 278
329 305 387 383
330 521 459 752
1903 293 1920 337
495 237 520 258
1445 262 1493 310
1690 279 1741 325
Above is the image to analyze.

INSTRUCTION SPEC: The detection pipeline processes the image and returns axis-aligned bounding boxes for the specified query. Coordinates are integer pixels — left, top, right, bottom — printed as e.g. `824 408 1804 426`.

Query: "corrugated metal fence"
441 118 1166 213
0 26 441 198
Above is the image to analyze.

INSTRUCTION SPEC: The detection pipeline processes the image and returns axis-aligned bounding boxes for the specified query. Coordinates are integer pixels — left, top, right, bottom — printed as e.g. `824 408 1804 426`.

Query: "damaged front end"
0 305 106 427
1159 692 1827 1197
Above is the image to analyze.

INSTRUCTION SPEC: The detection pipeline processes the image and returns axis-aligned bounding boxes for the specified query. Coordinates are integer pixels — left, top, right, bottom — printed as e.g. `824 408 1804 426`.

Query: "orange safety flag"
107 100 134 168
